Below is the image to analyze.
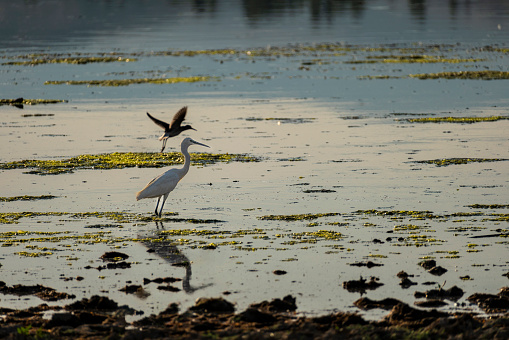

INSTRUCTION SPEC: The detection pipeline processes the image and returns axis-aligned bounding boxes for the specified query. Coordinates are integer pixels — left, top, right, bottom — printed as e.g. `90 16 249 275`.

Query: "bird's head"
182 137 209 149
182 125 196 131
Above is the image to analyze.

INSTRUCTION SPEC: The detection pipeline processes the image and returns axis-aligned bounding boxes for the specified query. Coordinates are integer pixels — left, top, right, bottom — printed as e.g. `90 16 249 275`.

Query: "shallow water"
1 0 509 321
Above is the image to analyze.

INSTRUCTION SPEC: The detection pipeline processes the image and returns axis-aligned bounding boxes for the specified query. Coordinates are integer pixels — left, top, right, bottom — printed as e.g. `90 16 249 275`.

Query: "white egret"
146 106 196 152
136 137 209 217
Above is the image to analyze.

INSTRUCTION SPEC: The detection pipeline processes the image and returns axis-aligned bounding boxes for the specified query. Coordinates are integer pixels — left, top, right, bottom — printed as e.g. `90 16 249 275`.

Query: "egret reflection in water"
138 221 213 294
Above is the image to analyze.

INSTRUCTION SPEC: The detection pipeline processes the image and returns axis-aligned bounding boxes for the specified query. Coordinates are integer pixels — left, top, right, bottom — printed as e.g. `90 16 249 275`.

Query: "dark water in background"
1 0 508 51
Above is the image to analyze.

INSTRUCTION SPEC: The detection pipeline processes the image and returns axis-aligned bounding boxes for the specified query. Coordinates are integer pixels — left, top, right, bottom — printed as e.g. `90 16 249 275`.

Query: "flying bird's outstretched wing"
170 106 188 128
146 112 170 131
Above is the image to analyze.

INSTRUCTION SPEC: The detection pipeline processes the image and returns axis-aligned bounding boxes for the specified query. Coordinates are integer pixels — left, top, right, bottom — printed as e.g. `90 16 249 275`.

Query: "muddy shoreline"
1 288 508 339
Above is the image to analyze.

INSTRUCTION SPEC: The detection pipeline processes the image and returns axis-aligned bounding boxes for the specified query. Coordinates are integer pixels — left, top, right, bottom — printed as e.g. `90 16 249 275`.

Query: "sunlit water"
1 0 508 321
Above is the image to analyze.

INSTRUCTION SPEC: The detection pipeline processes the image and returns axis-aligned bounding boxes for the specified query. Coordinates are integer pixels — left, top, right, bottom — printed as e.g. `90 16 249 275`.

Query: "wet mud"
1 292 508 339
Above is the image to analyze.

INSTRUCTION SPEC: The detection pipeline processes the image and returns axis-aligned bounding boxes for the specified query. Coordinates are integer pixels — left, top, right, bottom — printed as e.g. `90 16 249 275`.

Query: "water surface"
0 0 508 321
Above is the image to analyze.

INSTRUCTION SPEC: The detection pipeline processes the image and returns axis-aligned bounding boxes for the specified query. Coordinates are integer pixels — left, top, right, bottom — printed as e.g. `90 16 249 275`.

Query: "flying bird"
146 106 196 152
136 137 209 217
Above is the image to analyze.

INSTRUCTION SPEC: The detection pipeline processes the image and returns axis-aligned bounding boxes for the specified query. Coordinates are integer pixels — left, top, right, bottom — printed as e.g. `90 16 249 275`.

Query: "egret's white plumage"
136 137 209 216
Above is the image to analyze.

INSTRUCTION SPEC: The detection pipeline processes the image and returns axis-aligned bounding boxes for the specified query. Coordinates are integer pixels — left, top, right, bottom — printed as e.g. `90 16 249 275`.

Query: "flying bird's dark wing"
146 112 170 131
170 106 188 128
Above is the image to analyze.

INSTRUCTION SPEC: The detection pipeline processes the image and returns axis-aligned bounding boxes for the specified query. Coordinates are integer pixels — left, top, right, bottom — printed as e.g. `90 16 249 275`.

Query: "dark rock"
189 297 235 313
414 299 448 308
144 277 182 285
0 283 74 301
416 285 464 301
238 307 276 323
273 270 287 275
106 261 131 269
384 302 448 325
46 312 81 328
397 271 409 279
419 259 437 270
100 251 129 262
468 289 509 313
66 295 118 310
354 297 403 310
343 276 383 293
399 277 417 288
119 285 142 294
349 261 383 268
250 295 297 313
157 285 181 292
428 266 448 276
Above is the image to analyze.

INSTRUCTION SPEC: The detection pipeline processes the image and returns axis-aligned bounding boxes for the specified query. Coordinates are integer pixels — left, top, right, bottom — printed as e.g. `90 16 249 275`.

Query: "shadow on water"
138 221 213 294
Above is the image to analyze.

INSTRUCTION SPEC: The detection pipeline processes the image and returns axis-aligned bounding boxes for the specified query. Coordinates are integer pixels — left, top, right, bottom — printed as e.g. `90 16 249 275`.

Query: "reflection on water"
138 221 213 294
1 0 507 50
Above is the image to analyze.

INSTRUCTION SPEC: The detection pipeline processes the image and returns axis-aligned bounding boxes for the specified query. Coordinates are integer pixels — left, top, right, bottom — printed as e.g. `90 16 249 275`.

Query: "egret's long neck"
180 144 192 179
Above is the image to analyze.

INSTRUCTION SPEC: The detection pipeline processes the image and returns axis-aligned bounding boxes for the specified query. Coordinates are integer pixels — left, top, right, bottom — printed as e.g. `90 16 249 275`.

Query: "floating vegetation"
414 158 509 167
0 98 67 108
401 116 509 124
0 195 57 202
467 204 509 209
258 213 340 221
245 117 316 124
0 211 224 225
345 55 483 64
0 152 260 175
409 70 509 80
3 56 135 66
44 76 218 87
355 210 436 219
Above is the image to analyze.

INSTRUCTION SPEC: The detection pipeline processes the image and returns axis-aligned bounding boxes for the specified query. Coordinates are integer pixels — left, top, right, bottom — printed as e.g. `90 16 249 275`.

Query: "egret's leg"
158 193 170 217
154 196 161 216
161 139 167 153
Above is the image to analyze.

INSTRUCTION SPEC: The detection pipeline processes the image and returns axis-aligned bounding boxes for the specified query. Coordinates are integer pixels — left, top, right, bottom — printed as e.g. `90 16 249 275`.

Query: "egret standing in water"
146 106 196 152
136 137 209 217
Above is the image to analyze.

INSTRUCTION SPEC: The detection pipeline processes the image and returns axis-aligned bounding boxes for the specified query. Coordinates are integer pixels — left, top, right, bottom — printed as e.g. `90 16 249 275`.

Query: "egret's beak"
192 140 210 148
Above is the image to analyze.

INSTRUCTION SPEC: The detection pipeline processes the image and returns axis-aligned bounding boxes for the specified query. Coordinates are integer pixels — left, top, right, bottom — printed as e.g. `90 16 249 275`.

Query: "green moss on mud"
403 116 509 123
409 70 509 80
467 204 509 209
345 55 483 64
258 213 340 221
414 158 509 167
3 56 135 66
0 98 67 106
45 76 218 87
0 152 260 175
0 195 57 202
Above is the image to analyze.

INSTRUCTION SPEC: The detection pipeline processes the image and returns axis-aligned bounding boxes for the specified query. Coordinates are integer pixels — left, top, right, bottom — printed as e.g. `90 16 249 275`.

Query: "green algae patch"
0 152 260 175
44 76 218 87
3 56 135 66
345 55 483 64
0 195 57 202
402 116 509 124
414 158 509 167
467 204 509 209
258 213 340 221
0 211 225 225
409 70 509 80
355 210 437 219
0 98 67 107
